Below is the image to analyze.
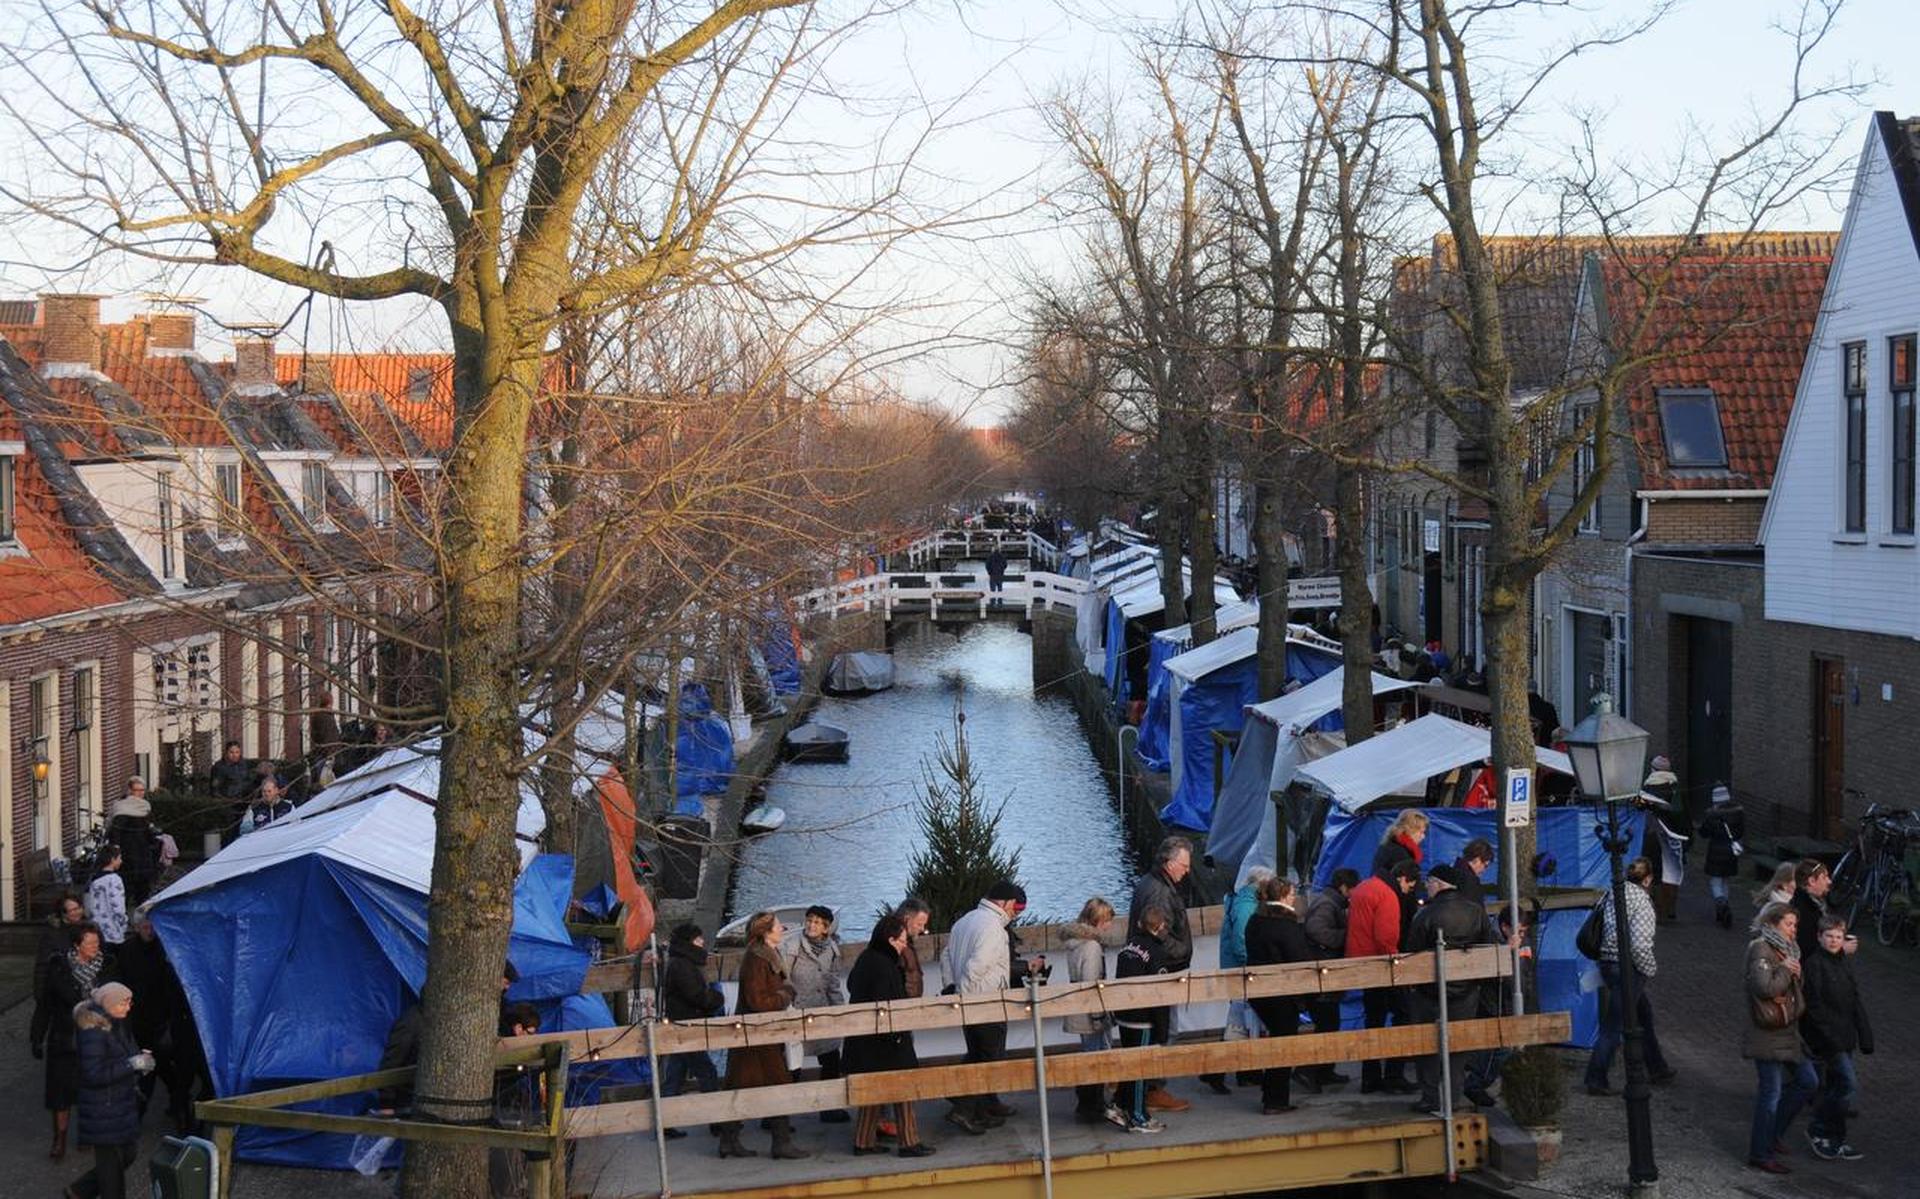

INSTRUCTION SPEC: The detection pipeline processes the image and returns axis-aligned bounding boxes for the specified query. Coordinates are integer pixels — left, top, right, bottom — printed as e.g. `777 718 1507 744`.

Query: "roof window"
1656 389 1728 469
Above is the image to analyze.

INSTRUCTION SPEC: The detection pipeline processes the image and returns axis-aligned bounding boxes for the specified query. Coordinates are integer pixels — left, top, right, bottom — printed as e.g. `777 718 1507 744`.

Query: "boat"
781 721 850 763
741 804 787 835
824 650 894 695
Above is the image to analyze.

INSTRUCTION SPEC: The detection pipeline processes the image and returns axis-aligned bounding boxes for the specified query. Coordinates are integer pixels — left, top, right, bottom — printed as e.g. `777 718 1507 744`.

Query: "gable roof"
1599 237 1836 491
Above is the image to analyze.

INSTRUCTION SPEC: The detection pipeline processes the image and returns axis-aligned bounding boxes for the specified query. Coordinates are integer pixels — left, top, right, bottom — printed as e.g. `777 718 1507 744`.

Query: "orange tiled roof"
0 408 129 621
97 319 230 447
1602 241 1835 491
276 352 455 452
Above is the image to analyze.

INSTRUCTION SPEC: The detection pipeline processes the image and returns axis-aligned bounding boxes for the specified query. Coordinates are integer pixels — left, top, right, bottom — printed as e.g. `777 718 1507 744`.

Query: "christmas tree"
906 709 1021 932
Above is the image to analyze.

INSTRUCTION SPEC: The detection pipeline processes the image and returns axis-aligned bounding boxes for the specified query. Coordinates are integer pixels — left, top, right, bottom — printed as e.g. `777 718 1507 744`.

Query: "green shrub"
1500 1045 1565 1130
148 788 233 842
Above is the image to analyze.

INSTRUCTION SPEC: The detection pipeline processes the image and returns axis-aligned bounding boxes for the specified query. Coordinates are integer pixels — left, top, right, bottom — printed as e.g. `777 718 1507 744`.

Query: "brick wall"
1644 496 1763 546
1632 550 1920 840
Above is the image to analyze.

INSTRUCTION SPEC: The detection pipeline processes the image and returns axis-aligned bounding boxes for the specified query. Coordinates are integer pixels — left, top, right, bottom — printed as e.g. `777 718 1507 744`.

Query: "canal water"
728 620 1135 936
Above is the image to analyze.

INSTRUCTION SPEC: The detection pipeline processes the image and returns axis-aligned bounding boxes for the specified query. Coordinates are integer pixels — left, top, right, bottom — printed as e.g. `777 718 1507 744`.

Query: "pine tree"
905 710 1021 932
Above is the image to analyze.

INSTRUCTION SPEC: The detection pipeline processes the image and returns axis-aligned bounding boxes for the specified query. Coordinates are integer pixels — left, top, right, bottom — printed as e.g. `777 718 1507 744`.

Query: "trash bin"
653 815 708 900
150 1134 218 1199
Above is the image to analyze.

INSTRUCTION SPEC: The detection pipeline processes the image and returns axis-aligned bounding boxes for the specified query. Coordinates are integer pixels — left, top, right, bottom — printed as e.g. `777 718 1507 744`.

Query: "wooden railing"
792 569 1088 621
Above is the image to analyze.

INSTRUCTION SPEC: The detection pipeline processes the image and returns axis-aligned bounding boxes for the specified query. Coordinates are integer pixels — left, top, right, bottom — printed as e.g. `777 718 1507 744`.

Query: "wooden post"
210 1123 235 1199
545 1043 572 1199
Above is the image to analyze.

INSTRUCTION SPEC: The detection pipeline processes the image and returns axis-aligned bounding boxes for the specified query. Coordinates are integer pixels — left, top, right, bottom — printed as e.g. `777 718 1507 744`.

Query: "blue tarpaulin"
1311 805 1641 1048
151 851 599 1168
760 615 802 696
1135 635 1183 771
673 682 735 814
1158 639 1340 833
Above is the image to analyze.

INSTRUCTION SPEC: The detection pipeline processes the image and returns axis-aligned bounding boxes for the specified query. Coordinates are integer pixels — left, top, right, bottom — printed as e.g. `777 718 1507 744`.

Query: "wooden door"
1813 656 1846 839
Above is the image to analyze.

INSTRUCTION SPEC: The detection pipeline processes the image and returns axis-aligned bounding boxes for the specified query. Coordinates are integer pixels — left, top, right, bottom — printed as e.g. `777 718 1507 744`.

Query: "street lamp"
1564 694 1657 1196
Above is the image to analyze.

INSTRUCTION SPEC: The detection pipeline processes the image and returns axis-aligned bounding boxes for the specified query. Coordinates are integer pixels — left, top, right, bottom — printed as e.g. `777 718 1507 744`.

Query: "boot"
716 1124 758 1158
1716 900 1732 929
769 1116 811 1160
49 1110 67 1160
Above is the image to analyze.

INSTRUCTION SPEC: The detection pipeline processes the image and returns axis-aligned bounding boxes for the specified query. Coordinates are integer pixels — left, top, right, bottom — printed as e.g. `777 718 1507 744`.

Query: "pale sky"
2 0 1915 423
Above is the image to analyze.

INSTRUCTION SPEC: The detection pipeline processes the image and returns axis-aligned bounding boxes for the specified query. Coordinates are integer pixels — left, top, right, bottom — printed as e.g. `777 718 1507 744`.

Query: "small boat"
781 721 850 763
824 650 895 696
741 804 787 835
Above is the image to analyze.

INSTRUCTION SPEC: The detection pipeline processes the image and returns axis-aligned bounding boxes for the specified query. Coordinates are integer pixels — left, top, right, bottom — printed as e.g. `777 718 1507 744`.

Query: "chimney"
146 313 196 357
299 355 334 394
232 333 278 394
38 293 104 377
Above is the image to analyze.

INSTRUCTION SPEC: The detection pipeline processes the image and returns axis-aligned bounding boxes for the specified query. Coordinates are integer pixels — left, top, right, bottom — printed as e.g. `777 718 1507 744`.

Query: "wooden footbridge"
793 566 1088 624
194 942 1568 1199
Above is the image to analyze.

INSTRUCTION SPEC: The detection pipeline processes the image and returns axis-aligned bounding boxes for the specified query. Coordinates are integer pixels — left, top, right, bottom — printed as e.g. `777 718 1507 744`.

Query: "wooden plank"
211 1067 417 1109
535 947 1515 1060
195 1100 558 1150
562 1012 1567 1137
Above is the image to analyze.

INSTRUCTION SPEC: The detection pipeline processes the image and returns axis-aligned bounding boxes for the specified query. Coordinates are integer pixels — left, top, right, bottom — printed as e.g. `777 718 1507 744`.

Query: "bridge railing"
794 570 1088 621
899 528 1063 570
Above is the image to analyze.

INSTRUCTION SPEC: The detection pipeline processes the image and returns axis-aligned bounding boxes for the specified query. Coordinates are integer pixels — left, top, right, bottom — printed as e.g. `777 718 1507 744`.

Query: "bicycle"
1830 801 1920 947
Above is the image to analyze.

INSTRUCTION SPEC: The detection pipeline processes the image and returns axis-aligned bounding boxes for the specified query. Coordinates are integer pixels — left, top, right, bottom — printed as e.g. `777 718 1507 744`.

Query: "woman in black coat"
844 916 932 1158
42 923 114 1160
1244 877 1317 1115
69 981 152 1199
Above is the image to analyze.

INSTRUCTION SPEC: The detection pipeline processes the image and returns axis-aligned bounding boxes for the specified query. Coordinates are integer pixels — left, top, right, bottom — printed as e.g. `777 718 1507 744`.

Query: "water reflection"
729 621 1133 937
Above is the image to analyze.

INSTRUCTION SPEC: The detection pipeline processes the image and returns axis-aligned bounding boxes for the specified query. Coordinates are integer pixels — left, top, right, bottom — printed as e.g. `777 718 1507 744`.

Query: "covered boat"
825 650 895 695
782 721 850 763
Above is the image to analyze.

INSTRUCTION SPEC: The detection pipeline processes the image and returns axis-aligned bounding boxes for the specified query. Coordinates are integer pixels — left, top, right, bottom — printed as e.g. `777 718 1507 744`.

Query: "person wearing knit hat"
67 979 151 1199
1405 862 1497 1115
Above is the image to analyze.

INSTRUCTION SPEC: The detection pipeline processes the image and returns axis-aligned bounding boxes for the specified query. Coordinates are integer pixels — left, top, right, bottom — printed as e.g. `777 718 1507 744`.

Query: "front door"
1813 656 1846 838
1683 617 1733 818
1569 610 1612 718
1422 551 1443 645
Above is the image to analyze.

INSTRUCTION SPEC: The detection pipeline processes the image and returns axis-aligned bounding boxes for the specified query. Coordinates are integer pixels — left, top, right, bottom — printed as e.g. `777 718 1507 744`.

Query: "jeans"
1809 1051 1857 1144
1584 963 1671 1088
661 1050 719 1098
1708 876 1729 903
1413 987 1478 1110
1749 1058 1818 1163
1118 1024 1154 1122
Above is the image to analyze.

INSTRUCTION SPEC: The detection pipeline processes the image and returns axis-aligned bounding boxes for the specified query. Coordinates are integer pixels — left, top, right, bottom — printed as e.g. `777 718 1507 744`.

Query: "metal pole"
1027 976 1055 1199
1605 797 1660 1195
1501 823 1525 1016
643 995 672 1198
1435 931 1456 1182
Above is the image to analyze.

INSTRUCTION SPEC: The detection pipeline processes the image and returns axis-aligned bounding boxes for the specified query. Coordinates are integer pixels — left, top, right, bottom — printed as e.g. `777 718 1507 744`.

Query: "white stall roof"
1156 600 1261 648
1246 667 1415 730
1114 576 1241 619
1163 626 1260 683
1294 713 1573 813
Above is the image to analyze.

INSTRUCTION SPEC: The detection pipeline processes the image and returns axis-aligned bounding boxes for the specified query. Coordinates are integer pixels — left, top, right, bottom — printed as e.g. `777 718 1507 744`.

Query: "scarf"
1758 923 1799 963
68 949 104 994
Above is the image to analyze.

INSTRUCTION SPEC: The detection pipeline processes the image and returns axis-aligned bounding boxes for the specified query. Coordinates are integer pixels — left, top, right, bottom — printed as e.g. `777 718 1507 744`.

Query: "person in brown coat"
894 897 932 999
717 911 810 1160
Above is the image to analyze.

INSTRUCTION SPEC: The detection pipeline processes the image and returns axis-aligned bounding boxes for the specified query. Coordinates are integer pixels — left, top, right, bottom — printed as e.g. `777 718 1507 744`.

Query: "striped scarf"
1758 923 1799 964
67 949 104 995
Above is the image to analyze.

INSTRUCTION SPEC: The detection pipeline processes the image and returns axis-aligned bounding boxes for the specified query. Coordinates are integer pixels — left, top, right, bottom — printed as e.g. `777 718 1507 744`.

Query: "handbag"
1751 990 1796 1031
1575 901 1606 961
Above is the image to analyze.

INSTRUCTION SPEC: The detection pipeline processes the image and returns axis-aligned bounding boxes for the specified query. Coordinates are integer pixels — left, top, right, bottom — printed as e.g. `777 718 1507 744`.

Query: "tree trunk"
1154 488 1187 634
1335 464 1375 741
1253 471 1291 702
1186 429 1219 647
400 320 539 1199
1485 533 1538 902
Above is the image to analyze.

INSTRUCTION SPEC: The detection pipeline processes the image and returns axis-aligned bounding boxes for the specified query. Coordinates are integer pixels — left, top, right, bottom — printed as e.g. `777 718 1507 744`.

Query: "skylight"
1657 389 1728 469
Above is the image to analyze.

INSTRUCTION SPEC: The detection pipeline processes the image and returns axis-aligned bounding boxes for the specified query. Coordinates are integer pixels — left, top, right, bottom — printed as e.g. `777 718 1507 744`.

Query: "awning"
1295 712 1572 813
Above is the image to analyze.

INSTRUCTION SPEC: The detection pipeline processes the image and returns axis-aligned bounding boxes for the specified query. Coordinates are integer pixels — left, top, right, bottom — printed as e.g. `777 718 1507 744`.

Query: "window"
1844 342 1867 533
1656 389 1728 469
215 462 242 539
156 471 176 579
0 453 14 543
1573 402 1600 533
301 461 327 525
29 674 54 850
1893 335 1915 535
72 666 95 824
372 471 393 528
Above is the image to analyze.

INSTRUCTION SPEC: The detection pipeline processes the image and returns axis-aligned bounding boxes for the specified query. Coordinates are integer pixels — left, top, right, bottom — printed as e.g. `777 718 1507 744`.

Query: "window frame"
0 453 15 544
1844 342 1868 534
1655 388 1730 470
156 470 177 579
1892 334 1916 536
1573 401 1600 533
301 460 327 526
215 461 243 541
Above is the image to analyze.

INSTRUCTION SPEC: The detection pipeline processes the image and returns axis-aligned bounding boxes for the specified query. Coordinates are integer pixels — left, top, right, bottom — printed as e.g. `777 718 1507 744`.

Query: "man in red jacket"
1347 860 1420 1093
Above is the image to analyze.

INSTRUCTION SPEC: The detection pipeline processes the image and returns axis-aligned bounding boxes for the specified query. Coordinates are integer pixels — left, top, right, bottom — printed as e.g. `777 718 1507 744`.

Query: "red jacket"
1346 875 1403 958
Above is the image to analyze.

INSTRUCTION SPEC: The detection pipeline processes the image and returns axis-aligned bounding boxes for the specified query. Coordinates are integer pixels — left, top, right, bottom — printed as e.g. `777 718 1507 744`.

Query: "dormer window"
0 453 15 544
1657 389 1728 469
215 461 243 541
301 460 326 525
157 470 178 580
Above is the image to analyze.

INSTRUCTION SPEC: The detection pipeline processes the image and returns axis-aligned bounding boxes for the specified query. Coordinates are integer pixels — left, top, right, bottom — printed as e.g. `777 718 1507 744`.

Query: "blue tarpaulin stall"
672 682 736 814
1311 805 1640 1048
148 778 628 1168
1157 632 1340 832
1101 576 1243 707
1135 601 1261 772
759 613 802 696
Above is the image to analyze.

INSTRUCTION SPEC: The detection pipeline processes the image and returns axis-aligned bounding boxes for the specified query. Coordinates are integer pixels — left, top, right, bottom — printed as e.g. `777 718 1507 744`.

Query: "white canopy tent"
1294 713 1573 814
1154 599 1261 651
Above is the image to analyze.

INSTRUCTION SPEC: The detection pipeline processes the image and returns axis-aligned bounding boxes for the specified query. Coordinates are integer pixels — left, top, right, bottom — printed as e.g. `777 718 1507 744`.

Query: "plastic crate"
149 1134 218 1199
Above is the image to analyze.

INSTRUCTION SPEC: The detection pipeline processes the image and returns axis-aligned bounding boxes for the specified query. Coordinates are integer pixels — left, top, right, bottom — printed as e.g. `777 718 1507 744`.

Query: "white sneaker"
1103 1104 1129 1129
1125 1117 1165 1134
1832 1143 1864 1161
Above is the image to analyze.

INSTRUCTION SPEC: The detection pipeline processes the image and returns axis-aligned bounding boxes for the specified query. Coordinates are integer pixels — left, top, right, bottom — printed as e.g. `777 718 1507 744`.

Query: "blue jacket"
1220 884 1259 970
74 1002 142 1147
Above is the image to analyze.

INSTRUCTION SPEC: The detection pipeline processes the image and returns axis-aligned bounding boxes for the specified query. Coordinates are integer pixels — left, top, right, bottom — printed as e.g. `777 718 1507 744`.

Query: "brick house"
1540 236 1833 755
0 297 441 916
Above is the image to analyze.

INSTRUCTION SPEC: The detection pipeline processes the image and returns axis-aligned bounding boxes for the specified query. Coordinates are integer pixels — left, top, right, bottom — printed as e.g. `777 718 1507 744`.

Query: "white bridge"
794 567 1088 622
895 527 1062 571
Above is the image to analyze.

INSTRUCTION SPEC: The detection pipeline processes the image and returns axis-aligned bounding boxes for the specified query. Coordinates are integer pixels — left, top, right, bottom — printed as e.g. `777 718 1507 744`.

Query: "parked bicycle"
1829 800 1920 947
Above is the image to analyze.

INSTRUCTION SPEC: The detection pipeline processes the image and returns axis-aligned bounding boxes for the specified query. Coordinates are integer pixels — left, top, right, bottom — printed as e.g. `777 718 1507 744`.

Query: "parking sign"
1503 770 1532 828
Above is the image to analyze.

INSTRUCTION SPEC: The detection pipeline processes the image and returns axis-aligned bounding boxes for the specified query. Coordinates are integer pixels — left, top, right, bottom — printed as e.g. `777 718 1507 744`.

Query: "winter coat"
724 943 796 1090
30 918 81 1052
1450 857 1488 907
783 932 846 1056
107 811 158 891
1220 884 1259 970
86 870 128 945
901 935 925 999
1801 947 1873 1057
1790 890 1828 960
661 941 725 1024
843 945 917 1074
117 933 183 1051
41 950 116 1059
1700 806 1744 878
1405 886 1497 1005
1742 937 1807 1062
1597 882 1659 979
1302 888 1350 958
941 900 1013 996
210 756 257 801
1245 903 1313 1036
74 1002 142 1147
375 1004 423 1109
1128 867 1192 971
237 798 294 837
1112 931 1172 1032
1061 924 1108 1035
1372 834 1422 879
1345 875 1404 958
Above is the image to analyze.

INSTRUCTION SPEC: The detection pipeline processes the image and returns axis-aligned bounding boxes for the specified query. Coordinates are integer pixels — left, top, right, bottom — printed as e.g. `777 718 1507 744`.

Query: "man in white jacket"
941 880 1030 1134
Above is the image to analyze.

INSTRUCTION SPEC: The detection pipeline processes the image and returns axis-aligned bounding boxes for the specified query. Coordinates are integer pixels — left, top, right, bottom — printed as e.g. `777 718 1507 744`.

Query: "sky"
1 0 1915 423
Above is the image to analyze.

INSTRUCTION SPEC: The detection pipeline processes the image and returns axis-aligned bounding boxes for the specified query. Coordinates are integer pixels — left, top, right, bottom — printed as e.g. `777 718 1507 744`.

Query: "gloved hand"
129 1051 157 1074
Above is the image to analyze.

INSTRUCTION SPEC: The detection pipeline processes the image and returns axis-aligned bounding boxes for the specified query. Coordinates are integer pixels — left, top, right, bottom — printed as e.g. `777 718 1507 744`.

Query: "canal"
728 620 1135 936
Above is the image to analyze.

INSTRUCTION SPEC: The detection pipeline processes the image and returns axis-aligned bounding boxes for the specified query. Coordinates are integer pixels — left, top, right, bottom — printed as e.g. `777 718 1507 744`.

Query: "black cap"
670 922 703 946
1428 863 1463 889
804 905 835 924
987 880 1027 905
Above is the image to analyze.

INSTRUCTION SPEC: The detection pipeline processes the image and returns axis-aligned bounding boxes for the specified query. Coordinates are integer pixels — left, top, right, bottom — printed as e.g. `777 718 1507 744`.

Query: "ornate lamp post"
1563 695 1657 1197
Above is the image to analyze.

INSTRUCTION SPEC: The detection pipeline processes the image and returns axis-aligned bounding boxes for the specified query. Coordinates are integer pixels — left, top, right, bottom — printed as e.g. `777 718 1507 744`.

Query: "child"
1111 906 1173 1134
1698 786 1745 929
1801 915 1871 1161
